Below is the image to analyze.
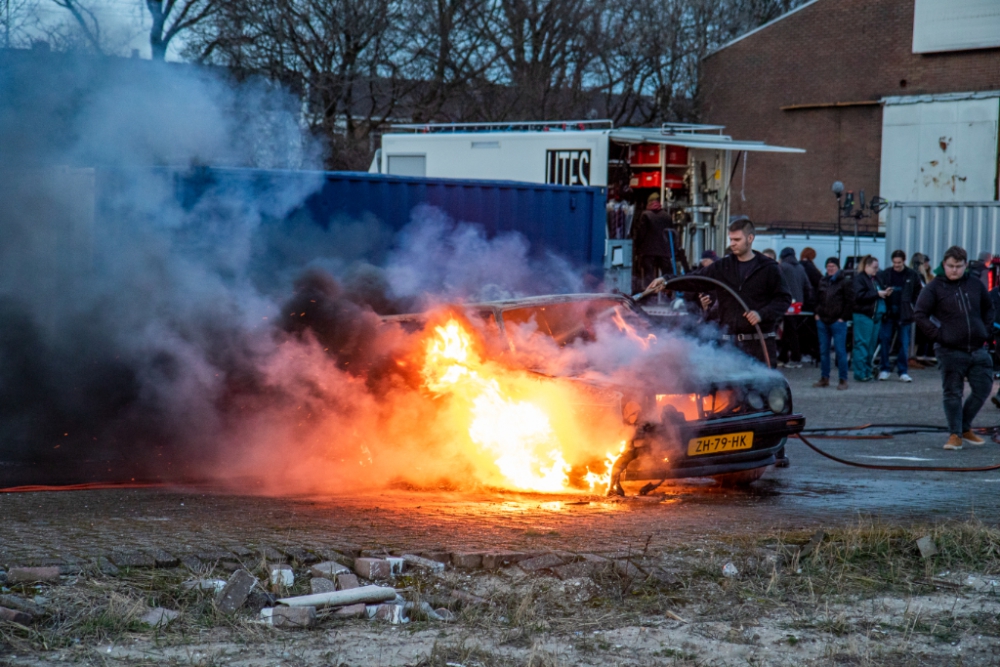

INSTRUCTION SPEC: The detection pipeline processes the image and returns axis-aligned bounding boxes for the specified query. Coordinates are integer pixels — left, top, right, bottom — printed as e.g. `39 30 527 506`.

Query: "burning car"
386 292 804 495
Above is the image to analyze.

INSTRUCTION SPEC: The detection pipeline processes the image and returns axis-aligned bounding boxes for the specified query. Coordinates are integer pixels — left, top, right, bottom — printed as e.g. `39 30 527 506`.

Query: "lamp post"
831 181 844 263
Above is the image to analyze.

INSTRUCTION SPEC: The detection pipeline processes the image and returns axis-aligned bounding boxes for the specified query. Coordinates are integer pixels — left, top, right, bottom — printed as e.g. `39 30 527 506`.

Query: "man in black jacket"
698 218 792 368
876 250 921 382
813 257 852 389
632 192 676 286
914 246 994 450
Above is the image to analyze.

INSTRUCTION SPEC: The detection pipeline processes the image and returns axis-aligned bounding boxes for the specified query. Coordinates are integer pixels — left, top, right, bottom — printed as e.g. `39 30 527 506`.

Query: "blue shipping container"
97 167 607 269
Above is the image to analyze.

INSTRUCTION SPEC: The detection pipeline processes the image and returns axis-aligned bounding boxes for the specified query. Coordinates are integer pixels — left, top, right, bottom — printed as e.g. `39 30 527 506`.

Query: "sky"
13 0 180 59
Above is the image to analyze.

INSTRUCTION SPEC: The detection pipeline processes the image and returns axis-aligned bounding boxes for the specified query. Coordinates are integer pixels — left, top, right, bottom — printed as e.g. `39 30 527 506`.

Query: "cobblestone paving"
2 363 1000 567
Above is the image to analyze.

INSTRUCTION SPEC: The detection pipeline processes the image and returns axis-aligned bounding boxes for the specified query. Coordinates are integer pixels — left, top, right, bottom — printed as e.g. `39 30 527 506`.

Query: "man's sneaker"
878 371 891 381
962 431 986 446
944 435 963 450
899 373 913 382
786 361 803 369
813 378 829 387
837 379 848 390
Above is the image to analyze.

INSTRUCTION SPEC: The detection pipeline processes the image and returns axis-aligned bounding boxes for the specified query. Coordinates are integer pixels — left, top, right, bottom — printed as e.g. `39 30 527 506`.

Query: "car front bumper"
621 413 805 481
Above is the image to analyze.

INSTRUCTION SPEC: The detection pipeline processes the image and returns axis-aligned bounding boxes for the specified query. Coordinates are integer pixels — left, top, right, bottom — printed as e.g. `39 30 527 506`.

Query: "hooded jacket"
778 247 812 304
698 251 792 335
914 272 994 353
815 271 853 324
876 265 921 324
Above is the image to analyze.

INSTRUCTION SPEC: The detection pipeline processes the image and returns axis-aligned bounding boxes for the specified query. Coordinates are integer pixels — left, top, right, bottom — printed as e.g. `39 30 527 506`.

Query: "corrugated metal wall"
98 167 607 269
886 201 1000 263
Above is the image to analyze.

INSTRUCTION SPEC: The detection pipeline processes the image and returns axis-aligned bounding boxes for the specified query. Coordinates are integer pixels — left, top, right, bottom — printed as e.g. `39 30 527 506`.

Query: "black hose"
795 432 1000 472
633 274 771 367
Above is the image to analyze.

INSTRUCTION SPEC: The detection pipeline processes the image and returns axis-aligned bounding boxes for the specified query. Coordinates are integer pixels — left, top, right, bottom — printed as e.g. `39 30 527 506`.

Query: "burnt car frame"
386 292 804 492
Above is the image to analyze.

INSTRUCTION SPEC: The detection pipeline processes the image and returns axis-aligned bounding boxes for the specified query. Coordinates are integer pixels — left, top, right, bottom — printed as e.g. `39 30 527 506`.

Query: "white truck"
373 120 802 291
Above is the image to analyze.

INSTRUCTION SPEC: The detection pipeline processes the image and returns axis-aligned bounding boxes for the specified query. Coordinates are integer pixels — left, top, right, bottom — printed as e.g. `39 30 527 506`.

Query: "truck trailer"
373 120 803 291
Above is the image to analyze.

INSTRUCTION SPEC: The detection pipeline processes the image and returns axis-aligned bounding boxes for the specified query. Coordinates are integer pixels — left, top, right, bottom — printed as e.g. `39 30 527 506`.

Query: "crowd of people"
643 217 999 452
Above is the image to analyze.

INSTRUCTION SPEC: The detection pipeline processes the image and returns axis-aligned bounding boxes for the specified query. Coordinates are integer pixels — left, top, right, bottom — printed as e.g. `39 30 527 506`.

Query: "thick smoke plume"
0 50 774 493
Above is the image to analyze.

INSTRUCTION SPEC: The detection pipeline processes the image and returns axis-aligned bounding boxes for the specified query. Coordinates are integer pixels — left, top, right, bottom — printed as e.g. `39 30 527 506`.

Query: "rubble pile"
0 544 659 633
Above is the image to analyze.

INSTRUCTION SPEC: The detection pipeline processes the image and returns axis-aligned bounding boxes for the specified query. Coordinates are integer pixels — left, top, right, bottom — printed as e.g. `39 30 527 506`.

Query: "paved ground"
2 363 1000 568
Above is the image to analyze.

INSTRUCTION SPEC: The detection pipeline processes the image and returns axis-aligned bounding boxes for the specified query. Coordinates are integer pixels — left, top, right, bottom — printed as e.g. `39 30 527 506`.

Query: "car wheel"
711 467 768 487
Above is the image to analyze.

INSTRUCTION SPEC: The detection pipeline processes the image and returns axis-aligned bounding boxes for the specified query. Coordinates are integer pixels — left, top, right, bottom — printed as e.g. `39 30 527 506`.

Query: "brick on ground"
310 561 350 578
332 603 366 618
0 607 33 625
419 551 451 564
140 607 179 627
518 553 566 572
0 594 44 617
336 573 360 590
147 549 179 568
195 548 233 562
258 546 286 562
268 564 294 587
310 577 336 594
215 569 257 614
261 605 315 628
95 557 120 576
353 558 391 580
281 546 311 563
7 567 60 584
450 552 484 569
178 555 202 571
482 552 526 570
402 554 446 573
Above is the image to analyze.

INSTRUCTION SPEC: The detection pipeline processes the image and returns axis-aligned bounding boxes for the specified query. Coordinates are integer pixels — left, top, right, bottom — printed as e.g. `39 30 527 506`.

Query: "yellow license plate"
687 431 754 456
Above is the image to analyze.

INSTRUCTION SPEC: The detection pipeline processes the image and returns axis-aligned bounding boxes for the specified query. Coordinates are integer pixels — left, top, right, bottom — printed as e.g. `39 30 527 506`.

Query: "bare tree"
147 0 219 60
50 0 102 52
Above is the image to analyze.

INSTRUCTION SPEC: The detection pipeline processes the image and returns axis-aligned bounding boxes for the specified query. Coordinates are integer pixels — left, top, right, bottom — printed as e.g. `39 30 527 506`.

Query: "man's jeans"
937 347 994 435
817 320 848 381
879 318 911 375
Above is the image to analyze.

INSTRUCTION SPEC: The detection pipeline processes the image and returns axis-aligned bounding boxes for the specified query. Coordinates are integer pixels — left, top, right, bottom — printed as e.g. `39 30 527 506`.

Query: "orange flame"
422 318 572 492
611 309 656 349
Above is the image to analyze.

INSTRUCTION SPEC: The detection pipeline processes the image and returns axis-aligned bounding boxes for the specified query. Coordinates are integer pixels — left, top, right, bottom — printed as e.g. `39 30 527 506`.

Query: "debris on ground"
215 569 257 613
916 534 938 559
139 607 179 627
261 605 316 628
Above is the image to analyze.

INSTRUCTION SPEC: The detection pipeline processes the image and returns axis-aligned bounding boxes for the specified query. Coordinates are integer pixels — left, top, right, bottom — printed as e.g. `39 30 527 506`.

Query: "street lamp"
832 181 844 262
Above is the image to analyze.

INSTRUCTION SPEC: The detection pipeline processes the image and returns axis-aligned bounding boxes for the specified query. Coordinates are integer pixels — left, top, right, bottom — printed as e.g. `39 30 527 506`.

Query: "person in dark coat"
851 256 889 382
632 192 676 285
777 247 812 367
914 246 994 450
876 249 921 382
799 247 822 299
813 257 853 389
696 218 792 368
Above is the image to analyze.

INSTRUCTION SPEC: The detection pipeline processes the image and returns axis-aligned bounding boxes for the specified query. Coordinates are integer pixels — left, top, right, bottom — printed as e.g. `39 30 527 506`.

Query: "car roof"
380 293 632 323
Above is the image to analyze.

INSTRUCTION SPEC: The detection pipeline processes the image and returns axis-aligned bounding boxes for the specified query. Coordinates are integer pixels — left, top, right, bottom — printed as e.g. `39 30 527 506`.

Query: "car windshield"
499 299 642 344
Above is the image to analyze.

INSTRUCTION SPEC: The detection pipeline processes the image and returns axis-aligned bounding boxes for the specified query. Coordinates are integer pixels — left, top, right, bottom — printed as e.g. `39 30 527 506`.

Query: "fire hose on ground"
632 274 1000 475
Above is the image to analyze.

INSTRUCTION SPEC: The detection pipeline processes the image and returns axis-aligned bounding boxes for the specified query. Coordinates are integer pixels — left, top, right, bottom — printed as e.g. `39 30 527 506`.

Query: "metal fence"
886 202 1000 263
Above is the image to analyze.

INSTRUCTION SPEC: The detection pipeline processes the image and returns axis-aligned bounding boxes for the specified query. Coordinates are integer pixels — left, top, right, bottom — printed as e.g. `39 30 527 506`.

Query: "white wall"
880 96 999 203
913 0 1000 53
380 131 609 186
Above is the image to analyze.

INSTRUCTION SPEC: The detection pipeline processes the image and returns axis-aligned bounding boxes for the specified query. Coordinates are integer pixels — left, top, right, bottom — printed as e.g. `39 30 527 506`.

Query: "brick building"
700 0 1000 233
